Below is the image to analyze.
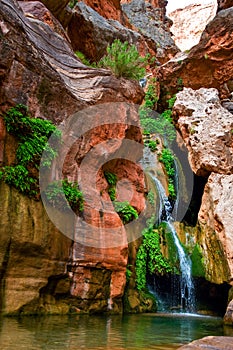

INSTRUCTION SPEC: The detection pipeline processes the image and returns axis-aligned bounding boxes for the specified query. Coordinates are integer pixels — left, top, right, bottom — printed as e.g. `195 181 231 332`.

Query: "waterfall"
151 173 195 312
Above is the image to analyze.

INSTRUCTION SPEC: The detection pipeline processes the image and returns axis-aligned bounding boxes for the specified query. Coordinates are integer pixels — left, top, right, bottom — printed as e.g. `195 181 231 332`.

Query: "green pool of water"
0 313 232 350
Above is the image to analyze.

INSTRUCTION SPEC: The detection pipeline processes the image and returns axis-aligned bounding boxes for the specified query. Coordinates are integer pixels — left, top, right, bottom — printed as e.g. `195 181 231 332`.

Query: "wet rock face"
121 0 179 62
159 7 233 101
178 336 233 350
168 3 216 51
174 87 233 285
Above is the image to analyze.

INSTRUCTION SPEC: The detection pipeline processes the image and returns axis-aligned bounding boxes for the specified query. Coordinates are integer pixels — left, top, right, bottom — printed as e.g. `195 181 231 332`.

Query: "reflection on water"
0 313 232 350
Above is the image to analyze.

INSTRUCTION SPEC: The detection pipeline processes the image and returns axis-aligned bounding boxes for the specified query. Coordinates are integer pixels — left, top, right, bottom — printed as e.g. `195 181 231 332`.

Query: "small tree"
98 39 150 80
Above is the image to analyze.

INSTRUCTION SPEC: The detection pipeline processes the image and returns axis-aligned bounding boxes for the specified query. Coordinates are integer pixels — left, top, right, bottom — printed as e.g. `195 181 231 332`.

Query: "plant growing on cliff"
136 219 172 291
104 171 117 201
0 104 60 197
44 179 84 212
159 148 176 200
98 39 151 80
114 201 138 224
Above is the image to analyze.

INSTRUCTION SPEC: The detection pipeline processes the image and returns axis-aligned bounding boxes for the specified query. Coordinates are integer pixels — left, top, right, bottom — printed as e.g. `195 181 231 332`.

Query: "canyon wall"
0 0 145 314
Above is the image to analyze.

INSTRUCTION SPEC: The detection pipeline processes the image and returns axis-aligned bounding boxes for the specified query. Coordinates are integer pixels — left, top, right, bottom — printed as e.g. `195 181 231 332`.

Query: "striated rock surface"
0 0 145 315
22 0 73 27
159 7 233 103
168 2 216 52
18 1 70 40
0 0 144 123
121 0 179 62
173 88 233 285
178 336 233 350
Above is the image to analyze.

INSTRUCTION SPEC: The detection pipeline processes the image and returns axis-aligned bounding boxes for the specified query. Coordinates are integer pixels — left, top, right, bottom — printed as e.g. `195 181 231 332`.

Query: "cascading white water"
151 173 195 312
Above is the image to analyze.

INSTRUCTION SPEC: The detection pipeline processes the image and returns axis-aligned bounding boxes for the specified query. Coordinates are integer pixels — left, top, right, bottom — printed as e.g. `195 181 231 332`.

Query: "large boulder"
178 336 233 350
159 7 233 103
168 2 216 51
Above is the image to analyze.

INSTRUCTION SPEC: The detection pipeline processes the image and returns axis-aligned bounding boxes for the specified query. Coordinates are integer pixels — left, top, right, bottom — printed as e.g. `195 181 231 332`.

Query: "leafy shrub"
75 51 94 67
114 201 138 224
136 221 172 291
147 190 155 205
44 179 84 212
0 104 60 197
143 78 158 109
144 139 158 152
104 171 117 201
140 114 176 143
69 0 78 9
0 165 37 196
98 39 150 80
159 148 176 200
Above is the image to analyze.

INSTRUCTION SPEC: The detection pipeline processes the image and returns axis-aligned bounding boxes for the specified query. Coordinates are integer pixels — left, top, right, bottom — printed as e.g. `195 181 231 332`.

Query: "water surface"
0 313 232 350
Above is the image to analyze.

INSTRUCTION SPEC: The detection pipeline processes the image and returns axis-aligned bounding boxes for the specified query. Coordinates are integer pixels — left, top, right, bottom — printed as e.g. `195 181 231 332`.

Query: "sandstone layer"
0 0 145 314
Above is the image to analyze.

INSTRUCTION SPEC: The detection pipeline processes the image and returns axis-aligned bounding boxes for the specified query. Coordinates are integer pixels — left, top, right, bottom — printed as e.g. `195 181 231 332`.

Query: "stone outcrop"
178 336 233 350
0 0 144 123
168 2 216 51
121 0 179 62
159 7 233 104
0 0 145 315
173 88 233 285
67 2 145 62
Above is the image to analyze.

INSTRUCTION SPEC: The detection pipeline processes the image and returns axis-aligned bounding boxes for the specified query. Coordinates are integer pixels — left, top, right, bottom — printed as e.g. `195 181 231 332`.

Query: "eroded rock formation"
173 88 233 285
159 7 233 104
168 2 216 51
